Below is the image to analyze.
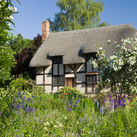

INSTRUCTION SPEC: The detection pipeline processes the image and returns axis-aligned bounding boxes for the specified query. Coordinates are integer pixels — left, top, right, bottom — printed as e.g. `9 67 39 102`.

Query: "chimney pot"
42 21 50 41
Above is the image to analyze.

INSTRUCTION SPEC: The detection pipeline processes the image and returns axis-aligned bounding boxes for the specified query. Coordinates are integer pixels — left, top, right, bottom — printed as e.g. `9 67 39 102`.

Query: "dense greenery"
0 0 19 86
91 38 137 95
0 87 137 136
8 33 33 54
48 0 108 32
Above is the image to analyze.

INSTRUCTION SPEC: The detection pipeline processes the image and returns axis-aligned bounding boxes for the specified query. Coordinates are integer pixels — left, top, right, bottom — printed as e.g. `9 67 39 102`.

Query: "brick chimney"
42 21 50 41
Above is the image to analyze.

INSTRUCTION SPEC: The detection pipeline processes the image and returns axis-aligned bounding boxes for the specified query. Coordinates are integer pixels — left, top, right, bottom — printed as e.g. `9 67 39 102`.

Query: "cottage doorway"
66 78 74 87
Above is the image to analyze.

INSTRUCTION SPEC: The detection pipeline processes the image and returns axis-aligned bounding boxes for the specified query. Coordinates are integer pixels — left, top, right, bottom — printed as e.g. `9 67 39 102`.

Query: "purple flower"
32 96 35 98
13 97 17 102
80 117 82 121
17 91 20 96
75 99 79 105
111 100 114 110
22 93 25 95
67 107 72 111
122 100 126 106
116 99 119 106
96 101 99 109
16 102 20 109
104 98 106 102
119 100 122 106
100 105 104 115
27 98 30 102
30 107 33 112
27 107 31 112
22 105 25 110
22 97 25 104
109 95 112 101
73 105 77 107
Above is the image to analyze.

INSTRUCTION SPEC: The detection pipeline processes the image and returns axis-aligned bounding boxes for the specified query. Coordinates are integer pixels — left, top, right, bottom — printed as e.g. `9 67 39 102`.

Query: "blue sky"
12 0 137 39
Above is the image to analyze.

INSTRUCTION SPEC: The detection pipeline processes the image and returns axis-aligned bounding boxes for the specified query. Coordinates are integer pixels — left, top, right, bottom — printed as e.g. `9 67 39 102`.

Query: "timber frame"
36 54 99 94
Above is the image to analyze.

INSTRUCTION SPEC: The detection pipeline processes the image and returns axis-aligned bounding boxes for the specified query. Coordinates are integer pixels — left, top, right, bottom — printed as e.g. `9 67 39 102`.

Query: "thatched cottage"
29 21 136 94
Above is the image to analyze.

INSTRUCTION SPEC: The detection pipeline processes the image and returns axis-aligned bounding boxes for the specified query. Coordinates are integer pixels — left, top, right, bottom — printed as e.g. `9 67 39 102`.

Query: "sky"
12 0 137 39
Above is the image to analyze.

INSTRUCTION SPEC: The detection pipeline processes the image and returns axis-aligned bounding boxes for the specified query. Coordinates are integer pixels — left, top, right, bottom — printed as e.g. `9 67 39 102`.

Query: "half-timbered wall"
35 54 99 94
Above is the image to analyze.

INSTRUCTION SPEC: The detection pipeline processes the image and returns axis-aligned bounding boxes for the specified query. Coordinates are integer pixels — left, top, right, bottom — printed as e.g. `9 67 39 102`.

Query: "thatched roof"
30 24 136 67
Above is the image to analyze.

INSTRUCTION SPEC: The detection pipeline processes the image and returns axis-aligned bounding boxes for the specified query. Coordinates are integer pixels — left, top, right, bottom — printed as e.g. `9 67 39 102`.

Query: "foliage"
13 48 35 79
0 45 15 86
48 0 108 32
9 77 31 91
32 34 42 54
91 38 137 95
0 91 137 136
0 0 20 86
8 33 33 54
11 34 42 79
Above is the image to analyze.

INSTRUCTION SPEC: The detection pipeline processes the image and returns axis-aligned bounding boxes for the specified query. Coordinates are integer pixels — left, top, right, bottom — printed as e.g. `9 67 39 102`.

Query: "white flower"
44 127 48 130
9 6 17 12
119 58 124 66
99 47 103 50
7 15 13 20
59 123 62 127
114 41 118 45
107 40 111 44
64 117 67 120
54 125 57 128
44 122 49 126
91 60 97 67
110 55 117 60
9 15 13 20
7 23 11 27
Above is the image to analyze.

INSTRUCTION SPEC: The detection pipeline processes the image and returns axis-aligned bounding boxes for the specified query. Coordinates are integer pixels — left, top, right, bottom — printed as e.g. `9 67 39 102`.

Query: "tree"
48 0 107 32
12 34 42 79
91 38 137 95
8 33 33 54
0 0 19 86
32 34 42 54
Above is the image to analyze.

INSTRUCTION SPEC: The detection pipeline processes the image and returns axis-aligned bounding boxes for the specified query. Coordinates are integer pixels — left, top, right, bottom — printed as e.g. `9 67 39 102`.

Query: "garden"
0 0 137 136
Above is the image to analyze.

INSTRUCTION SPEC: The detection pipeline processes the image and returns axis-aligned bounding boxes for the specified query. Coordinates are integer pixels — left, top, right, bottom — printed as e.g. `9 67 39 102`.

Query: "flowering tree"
0 0 19 86
91 38 137 95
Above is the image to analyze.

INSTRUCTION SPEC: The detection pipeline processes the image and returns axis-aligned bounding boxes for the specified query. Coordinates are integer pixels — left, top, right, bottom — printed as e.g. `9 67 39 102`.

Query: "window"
87 74 99 84
53 76 64 86
52 56 63 64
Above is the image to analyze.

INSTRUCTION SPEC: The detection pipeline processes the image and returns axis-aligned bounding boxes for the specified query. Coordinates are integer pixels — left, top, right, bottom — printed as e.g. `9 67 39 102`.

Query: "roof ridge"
49 24 133 35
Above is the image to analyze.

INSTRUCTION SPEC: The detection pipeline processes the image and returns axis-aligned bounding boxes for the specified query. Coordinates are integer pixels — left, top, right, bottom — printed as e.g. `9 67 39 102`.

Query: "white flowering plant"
91 38 137 95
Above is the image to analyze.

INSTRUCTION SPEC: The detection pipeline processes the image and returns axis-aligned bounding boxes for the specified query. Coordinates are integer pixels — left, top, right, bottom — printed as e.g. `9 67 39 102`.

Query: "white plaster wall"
45 74 52 84
87 61 92 72
76 73 85 82
65 74 74 78
76 64 85 72
36 67 43 74
87 87 93 93
59 64 64 75
93 67 98 72
87 85 98 93
53 64 58 75
45 66 52 74
76 84 85 94
36 75 43 85
45 86 52 93
53 87 58 93
65 65 73 73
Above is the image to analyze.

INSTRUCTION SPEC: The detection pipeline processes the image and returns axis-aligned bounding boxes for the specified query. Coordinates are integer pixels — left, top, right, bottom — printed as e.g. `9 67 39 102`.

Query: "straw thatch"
30 24 136 67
